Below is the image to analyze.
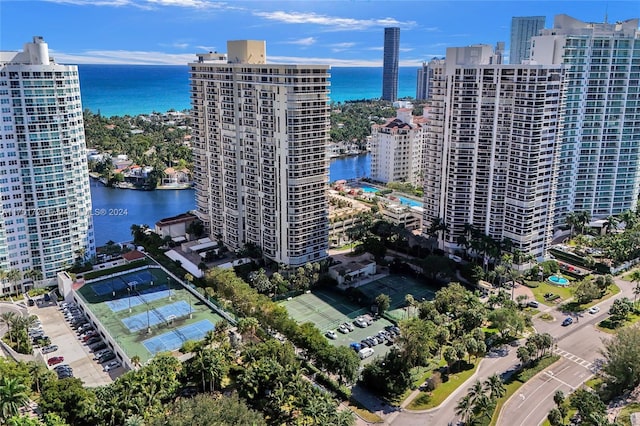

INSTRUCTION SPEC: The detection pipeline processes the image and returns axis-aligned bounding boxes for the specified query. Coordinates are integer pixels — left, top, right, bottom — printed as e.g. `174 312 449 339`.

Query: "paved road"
386 347 521 425
497 276 633 426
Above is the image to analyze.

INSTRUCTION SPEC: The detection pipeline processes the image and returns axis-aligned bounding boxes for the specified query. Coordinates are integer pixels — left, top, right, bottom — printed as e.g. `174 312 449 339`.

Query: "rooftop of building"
155 212 197 227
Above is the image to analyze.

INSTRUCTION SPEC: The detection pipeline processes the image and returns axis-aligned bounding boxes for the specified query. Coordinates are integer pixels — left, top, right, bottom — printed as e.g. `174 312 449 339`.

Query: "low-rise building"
329 260 377 286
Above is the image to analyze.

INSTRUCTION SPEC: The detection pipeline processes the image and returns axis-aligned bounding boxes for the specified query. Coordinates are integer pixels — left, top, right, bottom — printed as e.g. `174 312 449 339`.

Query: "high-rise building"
382 27 400 102
370 108 426 186
189 40 330 267
530 14 640 219
0 36 95 293
510 16 545 64
422 45 565 259
416 59 445 100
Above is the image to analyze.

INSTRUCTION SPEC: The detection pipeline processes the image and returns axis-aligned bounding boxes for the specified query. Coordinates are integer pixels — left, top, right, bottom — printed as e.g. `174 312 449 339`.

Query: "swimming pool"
359 185 379 193
398 196 422 208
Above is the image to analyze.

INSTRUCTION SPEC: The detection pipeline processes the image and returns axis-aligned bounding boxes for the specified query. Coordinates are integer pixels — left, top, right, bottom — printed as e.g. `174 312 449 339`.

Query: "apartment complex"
370 108 426 186
189 41 330 267
416 58 445 100
422 45 565 259
510 16 546 64
0 36 95 292
530 15 640 219
382 27 400 102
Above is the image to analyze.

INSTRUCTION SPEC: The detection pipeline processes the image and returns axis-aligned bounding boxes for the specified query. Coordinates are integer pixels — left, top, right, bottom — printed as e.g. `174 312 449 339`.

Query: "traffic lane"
498 358 592 426
390 346 521 425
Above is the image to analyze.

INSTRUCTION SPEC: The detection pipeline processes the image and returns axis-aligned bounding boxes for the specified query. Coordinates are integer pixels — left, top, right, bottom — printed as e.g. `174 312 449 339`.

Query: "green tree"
609 297 633 325
483 374 505 399
149 393 265 426
547 408 564 426
570 389 606 425
397 317 436 367
0 377 29 423
630 270 640 303
375 293 391 315
455 394 474 425
600 326 640 395
574 279 601 305
39 378 97 425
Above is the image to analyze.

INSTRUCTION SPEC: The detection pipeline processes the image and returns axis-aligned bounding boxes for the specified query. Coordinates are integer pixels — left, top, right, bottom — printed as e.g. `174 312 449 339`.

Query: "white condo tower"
0 36 95 293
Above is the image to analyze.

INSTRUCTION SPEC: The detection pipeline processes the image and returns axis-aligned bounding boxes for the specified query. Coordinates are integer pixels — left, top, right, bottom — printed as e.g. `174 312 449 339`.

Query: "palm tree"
621 209 637 230
237 317 259 340
565 212 579 239
0 312 17 344
604 215 619 234
483 374 505 399
0 377 29 423
455 394 474 425
130 355 141 370
467 380 485 405
6 269 22 295
630 270 640 304
23 269 43 292
576 210 591 235
404 294 415 318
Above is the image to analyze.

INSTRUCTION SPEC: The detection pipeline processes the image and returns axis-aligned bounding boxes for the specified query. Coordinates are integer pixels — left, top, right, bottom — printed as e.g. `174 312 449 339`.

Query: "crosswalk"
553 347 593 370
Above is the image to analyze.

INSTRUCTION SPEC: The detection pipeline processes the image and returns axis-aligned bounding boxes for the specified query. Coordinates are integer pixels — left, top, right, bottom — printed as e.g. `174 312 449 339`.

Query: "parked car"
338 324 349 334
41 345 58 354
588 306 600 314
325 330 337 340
93 349 112 360
89 342 107 352
562 317 574 326
82 333 98 342
350 342 362 352
53 364 72 372
27 299 35 306
85 336 101 346
48 356 64 366
99 353 116 363
527 300 540 308
354 317 368 328
103 361 121 372
43 294 51 302
358 347 374 359
343 322 354 332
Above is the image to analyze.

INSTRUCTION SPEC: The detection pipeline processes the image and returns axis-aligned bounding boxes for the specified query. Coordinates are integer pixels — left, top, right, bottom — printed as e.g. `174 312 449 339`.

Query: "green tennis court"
279 289 370 332
357 275 436 308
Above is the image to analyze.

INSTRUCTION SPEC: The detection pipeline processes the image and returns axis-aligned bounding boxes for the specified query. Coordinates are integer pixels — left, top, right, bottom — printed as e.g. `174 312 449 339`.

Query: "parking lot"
28 301 122 386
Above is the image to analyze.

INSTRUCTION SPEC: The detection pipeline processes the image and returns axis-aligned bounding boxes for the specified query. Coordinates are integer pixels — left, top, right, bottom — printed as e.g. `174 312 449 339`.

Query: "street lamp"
128 287 131 313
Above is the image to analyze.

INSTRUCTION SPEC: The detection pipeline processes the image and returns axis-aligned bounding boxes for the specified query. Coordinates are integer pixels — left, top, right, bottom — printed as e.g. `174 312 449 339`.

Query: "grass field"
76 264 224 364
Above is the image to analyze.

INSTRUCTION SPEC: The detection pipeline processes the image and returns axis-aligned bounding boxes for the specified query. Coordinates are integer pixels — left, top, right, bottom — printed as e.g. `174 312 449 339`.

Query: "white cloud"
399 47 413 52
366 46 384 51
41 0 132 5
253 11 415 31
285 37 317 46
42 0 241 10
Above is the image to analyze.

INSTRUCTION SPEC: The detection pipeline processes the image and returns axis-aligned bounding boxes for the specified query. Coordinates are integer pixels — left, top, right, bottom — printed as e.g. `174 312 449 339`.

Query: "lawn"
616 402 640 426
406 360 479 410
597 312 640 334
561 284 621 313
344 399 383 423
528 281 575 305
488 355 561 426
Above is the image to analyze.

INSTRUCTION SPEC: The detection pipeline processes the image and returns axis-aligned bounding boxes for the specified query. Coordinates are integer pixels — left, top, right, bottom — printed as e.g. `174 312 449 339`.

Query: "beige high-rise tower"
189 41 330 266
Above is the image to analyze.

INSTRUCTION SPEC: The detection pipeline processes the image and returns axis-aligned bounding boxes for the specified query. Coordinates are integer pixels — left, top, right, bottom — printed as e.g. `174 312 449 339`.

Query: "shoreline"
89 175 194 191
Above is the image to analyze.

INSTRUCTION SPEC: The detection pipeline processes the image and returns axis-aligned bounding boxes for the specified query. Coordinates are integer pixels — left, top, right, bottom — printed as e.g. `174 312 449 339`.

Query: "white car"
338 324 349 334
354 317 368 328
588 306 600 314
103 361 121 372
325 330 337 340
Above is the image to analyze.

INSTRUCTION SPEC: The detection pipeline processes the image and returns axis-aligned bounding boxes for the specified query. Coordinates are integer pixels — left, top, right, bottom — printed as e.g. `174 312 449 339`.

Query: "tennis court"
121 300 193 332
358 275 435 308
105 285 174 313
74 263 226 364
143 319 215 355
91 269 163 297
280 289 369 332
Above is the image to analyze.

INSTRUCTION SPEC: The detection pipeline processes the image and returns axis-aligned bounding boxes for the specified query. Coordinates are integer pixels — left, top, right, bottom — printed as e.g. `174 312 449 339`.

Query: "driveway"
29 302 121 386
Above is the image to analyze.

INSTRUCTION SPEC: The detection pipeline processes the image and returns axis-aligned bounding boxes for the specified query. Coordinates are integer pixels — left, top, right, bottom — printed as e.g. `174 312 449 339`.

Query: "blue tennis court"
121 300 192 332
91 277 129 296
143 319 215 355
121 270 155 285
105 286 174 313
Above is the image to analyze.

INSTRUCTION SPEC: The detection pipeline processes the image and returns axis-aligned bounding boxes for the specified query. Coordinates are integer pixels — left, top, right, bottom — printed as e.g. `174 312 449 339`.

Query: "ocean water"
78 65 419 117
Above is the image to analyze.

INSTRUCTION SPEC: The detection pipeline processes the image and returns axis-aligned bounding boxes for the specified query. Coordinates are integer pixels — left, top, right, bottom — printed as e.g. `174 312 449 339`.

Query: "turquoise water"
548 275 569 286
360 186 379 193
397 196 422 208
78 65 420 117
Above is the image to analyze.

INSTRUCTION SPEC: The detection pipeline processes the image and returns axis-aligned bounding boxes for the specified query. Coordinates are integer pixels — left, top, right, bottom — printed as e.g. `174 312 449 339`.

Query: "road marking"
553 348 592 370
544 371 576 390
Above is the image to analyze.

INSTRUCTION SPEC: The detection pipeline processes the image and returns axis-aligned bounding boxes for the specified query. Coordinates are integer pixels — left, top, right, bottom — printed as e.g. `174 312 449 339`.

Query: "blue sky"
1 1 638 66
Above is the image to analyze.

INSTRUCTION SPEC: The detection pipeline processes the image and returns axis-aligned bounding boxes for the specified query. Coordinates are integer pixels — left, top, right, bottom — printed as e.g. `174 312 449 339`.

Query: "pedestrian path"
553 347 592 370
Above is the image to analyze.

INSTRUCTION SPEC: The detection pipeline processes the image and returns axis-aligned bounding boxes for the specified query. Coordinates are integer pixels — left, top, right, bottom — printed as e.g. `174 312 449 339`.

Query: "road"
357 276 633 426
497 276 633 426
